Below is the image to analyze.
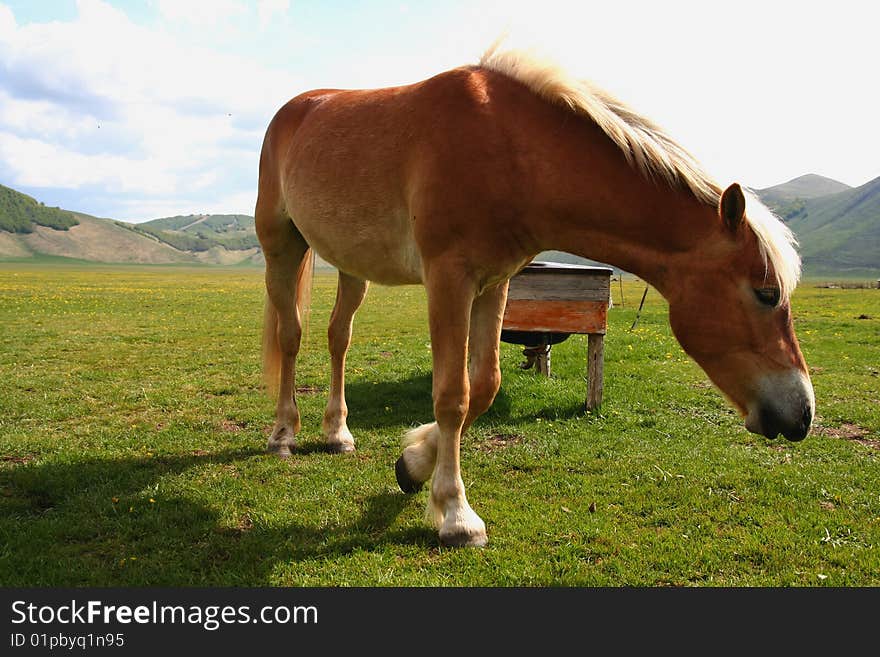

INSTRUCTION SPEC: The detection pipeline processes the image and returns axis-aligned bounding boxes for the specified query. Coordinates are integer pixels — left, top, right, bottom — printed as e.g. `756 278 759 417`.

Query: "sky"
0 0 877 223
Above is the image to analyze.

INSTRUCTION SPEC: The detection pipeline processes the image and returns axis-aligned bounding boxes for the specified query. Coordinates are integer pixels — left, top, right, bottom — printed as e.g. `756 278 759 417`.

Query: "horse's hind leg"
323 271 369 453
462 281 507 432
261 217 309 458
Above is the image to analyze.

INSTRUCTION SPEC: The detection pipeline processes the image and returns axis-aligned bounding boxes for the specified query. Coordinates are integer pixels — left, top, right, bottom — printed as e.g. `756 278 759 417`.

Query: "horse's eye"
754 287 780 307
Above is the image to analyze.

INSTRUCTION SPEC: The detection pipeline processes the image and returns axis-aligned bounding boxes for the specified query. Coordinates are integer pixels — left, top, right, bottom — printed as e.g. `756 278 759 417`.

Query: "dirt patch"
220 419 247 432
295 385 325 395
190 449 211 457
0 454 37 466
815 422 879 449
478 433 525 452
236 514 254 532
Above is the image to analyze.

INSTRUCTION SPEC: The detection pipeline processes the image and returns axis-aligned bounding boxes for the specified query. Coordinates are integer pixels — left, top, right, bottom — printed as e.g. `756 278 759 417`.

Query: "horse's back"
260 67 547 285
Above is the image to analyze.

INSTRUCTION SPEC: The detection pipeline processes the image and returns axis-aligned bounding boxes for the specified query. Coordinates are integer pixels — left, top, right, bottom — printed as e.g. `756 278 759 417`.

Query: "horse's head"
666 183 814 441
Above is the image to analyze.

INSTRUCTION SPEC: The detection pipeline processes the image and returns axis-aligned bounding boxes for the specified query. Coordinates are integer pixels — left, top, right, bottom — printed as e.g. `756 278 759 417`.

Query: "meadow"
0 262 878 586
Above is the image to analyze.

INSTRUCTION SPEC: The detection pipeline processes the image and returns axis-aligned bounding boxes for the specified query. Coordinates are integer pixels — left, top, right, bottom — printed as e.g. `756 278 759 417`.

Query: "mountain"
757 175 854 232
769 176 880 276
758 174 852 205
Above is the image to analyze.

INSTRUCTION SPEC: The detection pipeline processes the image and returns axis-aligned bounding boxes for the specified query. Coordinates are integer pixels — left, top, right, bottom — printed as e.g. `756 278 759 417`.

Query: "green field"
1 263 878 586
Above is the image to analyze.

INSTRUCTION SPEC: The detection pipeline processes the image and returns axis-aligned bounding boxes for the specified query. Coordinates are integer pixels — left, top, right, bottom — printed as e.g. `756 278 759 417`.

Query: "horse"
254 45 814 548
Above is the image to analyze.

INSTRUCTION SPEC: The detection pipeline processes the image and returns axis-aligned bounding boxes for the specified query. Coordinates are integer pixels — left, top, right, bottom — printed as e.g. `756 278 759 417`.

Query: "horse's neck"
537 171 719 297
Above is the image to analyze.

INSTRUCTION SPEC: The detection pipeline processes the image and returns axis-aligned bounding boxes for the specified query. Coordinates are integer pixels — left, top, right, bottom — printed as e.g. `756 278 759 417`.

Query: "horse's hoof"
395 455 423 494
439 529 488 548
327 441 356 454
266 440 295 458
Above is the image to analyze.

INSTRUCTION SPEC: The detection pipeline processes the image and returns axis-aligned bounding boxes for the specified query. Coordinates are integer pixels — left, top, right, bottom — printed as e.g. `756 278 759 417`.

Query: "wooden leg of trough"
536 344 551 376
586 333 604 410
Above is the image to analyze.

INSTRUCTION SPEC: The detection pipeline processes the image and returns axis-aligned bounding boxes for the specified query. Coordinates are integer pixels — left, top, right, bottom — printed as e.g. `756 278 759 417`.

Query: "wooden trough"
500 261 613 410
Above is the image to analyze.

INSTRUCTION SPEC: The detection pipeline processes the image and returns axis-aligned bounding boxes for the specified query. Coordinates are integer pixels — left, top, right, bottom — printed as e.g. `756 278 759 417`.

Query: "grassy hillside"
15 213 196 264
134 214 258 252
758 174 853 229
771 177 880 275
0 184 78 233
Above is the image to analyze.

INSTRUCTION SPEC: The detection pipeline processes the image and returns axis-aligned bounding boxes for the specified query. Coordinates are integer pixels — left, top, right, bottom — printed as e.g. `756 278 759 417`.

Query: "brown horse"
255 46 813 547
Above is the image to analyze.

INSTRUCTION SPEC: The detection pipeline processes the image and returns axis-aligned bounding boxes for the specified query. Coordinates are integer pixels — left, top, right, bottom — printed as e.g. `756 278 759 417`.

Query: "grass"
0 263 878 586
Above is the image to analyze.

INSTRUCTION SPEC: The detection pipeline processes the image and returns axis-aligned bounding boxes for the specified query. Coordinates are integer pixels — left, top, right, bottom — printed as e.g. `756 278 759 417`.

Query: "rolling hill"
0 185 263 265
1 212 203 264
135 214 259 252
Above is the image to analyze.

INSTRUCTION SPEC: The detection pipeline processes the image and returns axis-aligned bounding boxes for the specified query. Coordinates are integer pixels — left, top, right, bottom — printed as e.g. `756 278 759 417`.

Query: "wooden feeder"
501 261 613 410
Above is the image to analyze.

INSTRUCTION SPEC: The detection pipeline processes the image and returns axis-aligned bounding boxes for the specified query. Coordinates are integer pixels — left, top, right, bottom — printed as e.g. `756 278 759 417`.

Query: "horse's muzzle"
745 370 815 442
747 402 813 441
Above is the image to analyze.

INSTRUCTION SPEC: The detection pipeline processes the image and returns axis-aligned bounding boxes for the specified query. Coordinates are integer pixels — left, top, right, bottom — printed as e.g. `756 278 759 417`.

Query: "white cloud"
0 90 94 142
257 0 289 28
155 0 246 26
0 0 298 219
0 132 176 193
0 4 13 34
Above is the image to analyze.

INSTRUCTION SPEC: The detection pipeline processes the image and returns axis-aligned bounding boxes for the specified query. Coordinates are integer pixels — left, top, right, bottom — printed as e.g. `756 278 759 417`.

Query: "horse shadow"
0 363 591 584
343 367 585 431
0 447 435 586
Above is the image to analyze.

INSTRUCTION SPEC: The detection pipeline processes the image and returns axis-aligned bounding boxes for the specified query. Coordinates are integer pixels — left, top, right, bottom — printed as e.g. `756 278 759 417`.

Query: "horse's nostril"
791 403 813 440
802 404 813 428
782 404 813 442
756 403 812 442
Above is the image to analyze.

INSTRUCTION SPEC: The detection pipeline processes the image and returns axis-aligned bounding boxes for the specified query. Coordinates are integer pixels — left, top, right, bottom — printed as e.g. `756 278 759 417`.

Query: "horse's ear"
720 183 746 233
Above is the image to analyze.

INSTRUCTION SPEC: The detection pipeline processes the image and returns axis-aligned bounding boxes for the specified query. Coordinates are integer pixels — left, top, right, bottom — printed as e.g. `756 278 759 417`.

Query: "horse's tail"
262 247 315 399
297 247 315 340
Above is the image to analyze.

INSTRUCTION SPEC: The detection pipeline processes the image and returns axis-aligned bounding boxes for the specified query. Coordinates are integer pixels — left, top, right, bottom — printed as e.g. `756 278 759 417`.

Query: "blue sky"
0 0 877 222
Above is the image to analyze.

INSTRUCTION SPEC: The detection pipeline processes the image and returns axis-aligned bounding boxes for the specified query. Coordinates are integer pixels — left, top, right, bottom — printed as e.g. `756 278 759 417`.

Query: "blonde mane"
478 44 802 297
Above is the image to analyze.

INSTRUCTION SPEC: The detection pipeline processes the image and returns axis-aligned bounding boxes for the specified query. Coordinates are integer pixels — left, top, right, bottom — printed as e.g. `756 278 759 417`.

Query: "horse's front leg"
323 272 369 452
396 281 508 497
417 266 491 546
